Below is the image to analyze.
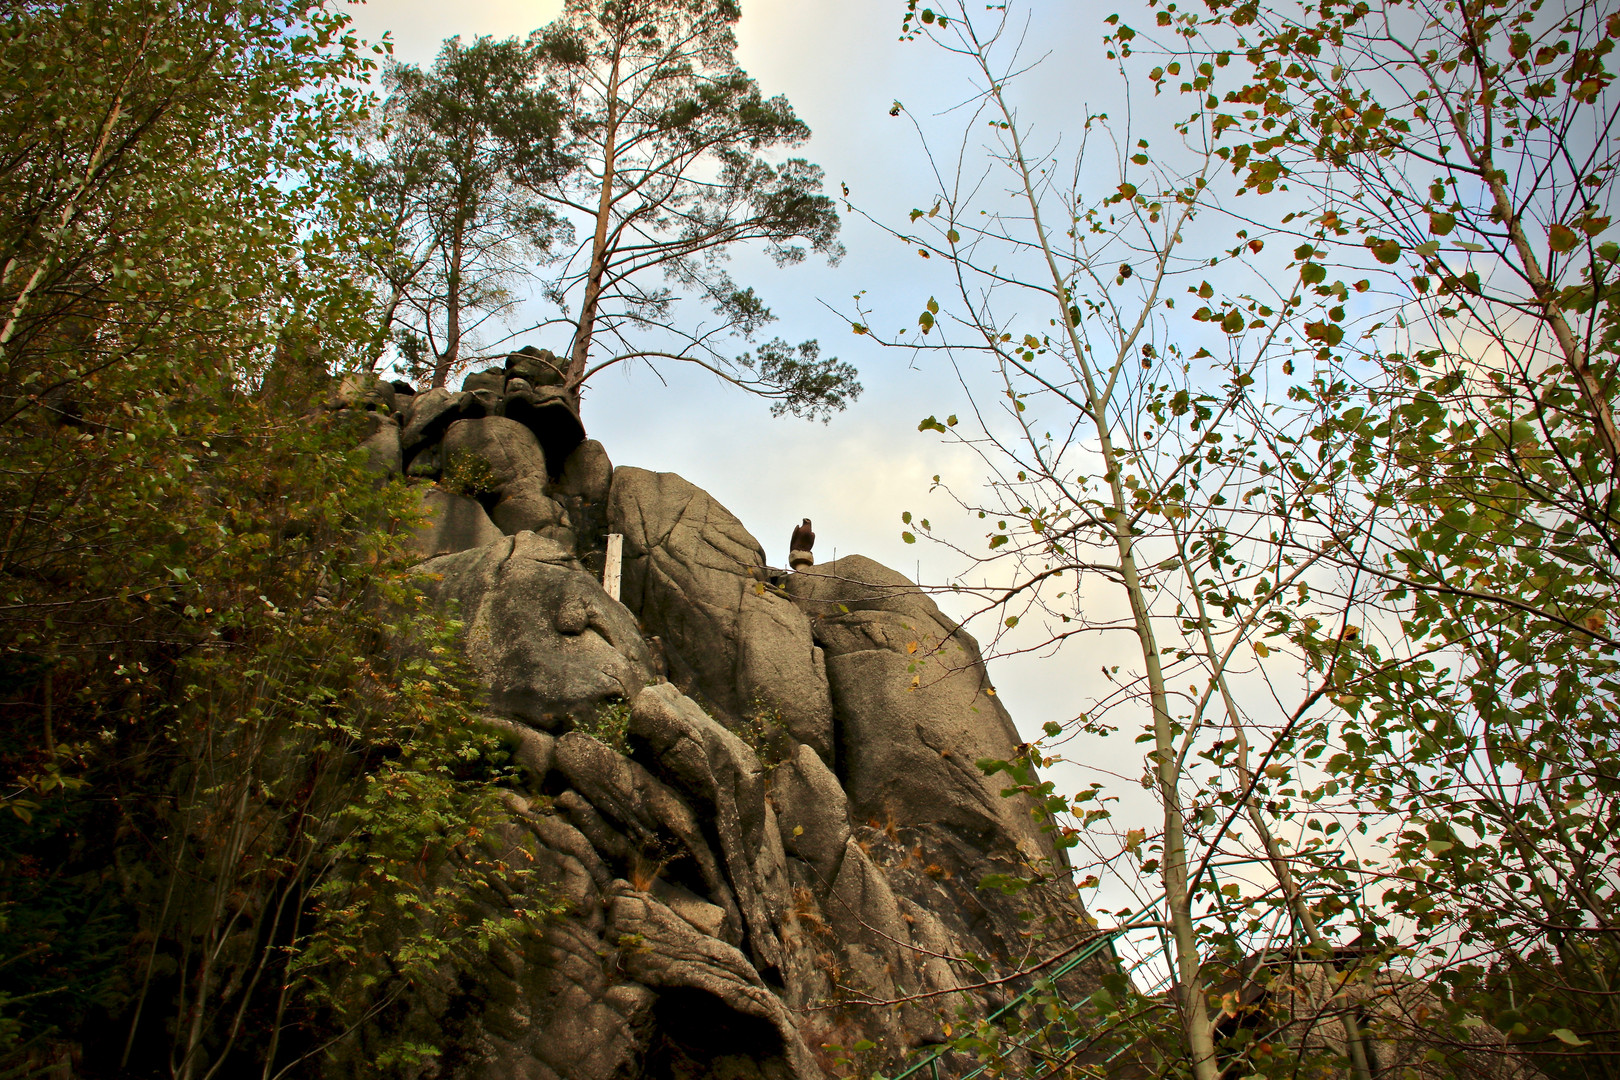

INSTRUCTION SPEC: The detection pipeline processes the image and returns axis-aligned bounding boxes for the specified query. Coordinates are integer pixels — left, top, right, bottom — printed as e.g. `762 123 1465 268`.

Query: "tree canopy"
0 3 538 1074
362 35 566 388
527 0 860 420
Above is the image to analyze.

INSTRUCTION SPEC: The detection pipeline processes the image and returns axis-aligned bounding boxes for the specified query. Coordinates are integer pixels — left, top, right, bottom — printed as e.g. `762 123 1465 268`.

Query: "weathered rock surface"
609 467 835 764
553 439 613 570
353 411 401 476
402 388 480 464
442 416 551 497
784 555 1054 860
415 533 656 728
506 345 567 388
505 384 584 475
491 475 575 545
325 372 1102 1080
409 487 504 558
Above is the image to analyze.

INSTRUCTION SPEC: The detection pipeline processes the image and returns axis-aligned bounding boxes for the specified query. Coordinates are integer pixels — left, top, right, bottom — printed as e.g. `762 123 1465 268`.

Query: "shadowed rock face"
328 385 1101 1080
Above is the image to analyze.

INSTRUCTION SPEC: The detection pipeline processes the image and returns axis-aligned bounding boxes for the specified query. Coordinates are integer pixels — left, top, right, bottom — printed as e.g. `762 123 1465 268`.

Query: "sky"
339 0 1199 859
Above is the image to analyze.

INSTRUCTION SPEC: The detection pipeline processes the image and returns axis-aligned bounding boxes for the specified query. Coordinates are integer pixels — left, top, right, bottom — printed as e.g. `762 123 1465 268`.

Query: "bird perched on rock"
790 517 815 553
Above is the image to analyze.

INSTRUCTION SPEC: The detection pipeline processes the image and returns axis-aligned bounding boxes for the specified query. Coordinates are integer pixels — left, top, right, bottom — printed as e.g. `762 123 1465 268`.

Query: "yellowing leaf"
1549 223 1578 253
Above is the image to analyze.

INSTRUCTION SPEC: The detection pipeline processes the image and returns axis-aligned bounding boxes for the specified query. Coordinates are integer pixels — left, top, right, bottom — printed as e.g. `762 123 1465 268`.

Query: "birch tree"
859 0 1620 1077
851 6 1385 1077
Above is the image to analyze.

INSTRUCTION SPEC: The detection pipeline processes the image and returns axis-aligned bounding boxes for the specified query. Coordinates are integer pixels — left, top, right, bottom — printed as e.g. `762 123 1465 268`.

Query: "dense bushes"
0 3 535 1074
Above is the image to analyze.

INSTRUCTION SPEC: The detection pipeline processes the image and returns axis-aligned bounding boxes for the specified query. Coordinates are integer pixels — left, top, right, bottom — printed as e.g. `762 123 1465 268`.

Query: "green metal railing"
886 854 1365 1080
888 904 1165 1080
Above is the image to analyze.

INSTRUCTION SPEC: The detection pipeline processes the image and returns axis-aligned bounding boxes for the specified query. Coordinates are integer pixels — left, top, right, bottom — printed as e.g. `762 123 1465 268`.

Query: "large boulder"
490 475 575 546
461 367 505 394
401 388 487 468
331 372 398 414
506 345 567 388
415 533 656 728
770 743 850 895
554 438 614 565
553 730 746 944
608 468 834 763
504 384 584 476
607 885 824 1080
441 416 551 497
629 684 785 975
354 412 401 476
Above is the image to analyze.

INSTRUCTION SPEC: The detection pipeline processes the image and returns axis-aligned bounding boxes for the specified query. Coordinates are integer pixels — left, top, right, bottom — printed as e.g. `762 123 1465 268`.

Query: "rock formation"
331 369 1104 1080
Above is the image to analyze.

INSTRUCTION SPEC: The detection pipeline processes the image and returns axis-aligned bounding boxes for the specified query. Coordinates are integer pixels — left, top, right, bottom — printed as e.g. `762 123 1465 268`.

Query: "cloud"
341 0 562 65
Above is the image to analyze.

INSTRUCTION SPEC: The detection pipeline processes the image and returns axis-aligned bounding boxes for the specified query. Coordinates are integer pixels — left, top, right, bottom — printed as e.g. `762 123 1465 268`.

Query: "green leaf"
1550 1029 1590 1047
1369 238 1402 264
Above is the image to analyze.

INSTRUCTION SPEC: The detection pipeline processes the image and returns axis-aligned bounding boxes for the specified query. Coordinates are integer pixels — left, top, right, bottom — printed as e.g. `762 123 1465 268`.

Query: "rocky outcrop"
785 555 1057 866
328 366 1101 1080
410 487 504 558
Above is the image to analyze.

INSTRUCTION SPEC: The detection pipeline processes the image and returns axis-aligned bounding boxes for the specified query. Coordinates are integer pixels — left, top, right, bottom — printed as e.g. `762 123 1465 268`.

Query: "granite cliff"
331 356 1102 1080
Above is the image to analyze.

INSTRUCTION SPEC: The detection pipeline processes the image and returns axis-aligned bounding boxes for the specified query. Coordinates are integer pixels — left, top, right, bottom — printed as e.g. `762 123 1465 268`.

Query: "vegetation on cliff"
0 3 546 1074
